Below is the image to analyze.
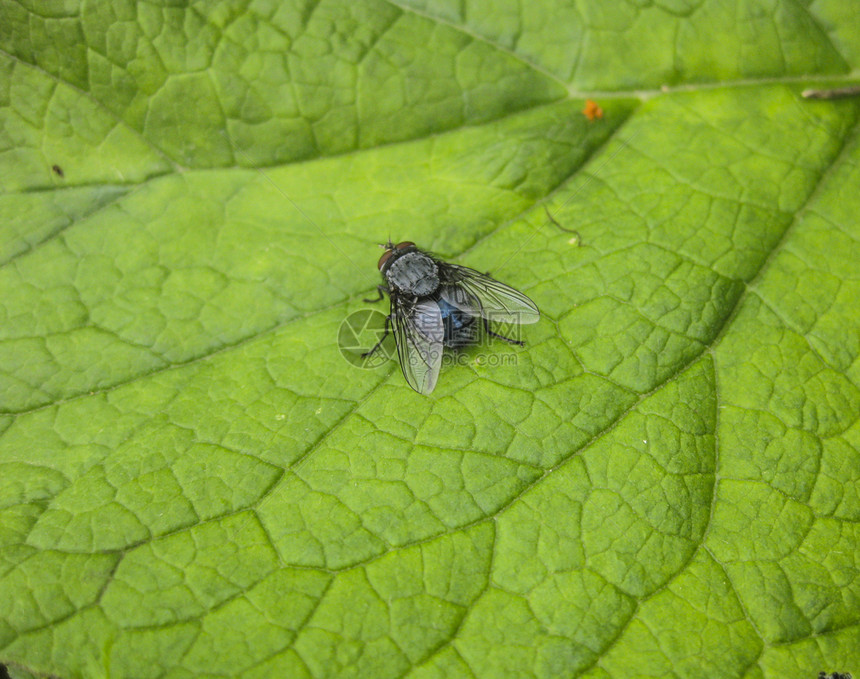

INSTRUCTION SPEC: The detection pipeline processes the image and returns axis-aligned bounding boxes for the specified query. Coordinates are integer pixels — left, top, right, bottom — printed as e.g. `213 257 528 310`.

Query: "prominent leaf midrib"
383 0 859 96
3 40 858 196
428 3 860 94
382 0 572 90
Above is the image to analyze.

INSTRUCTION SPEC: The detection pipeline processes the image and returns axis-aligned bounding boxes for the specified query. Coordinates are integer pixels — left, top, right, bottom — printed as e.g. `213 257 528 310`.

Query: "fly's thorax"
385 250 439 297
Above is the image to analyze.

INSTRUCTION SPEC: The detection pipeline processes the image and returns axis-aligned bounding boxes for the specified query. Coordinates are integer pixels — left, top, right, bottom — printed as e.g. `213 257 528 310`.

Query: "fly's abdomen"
438 299 476 347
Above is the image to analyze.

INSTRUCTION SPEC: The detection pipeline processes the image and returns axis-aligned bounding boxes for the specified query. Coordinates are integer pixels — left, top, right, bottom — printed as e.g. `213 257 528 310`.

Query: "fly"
363 241 540 394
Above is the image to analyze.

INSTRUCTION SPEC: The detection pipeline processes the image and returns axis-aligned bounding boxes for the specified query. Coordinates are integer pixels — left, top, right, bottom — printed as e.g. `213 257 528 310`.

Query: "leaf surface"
1 1 859 677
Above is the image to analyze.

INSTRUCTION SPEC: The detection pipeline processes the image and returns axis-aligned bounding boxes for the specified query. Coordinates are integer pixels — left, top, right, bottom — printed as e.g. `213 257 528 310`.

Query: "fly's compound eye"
378 248 395 271
378 241 417 272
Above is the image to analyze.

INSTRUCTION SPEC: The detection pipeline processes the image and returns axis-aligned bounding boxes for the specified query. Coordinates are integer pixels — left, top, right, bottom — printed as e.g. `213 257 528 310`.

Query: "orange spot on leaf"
583 99 603 121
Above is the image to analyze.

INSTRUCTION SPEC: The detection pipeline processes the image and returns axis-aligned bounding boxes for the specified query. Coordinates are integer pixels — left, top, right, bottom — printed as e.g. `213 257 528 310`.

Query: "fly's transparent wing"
438 264 540 325
391 297 444 394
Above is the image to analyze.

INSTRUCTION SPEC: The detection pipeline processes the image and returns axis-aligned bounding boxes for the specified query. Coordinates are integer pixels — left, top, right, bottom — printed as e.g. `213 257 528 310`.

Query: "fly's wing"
438 264 540 325
391 297 444 394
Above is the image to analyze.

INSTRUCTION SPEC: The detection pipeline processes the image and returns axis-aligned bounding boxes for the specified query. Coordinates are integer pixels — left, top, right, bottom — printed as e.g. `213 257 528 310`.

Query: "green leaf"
1 1 859 678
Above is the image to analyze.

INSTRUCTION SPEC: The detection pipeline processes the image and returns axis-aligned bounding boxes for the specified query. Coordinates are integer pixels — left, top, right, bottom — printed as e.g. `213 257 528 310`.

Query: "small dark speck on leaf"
52 164 64 177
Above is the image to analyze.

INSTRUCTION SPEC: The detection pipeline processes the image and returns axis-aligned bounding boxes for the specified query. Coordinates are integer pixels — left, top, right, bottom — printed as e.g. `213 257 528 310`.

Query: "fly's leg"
362 315 392 358
364 285 389 304
482 318 524 346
